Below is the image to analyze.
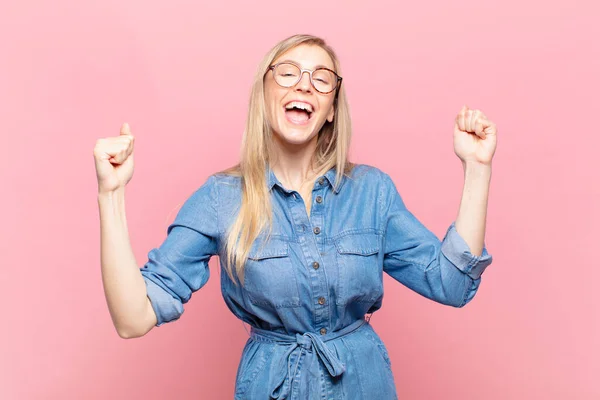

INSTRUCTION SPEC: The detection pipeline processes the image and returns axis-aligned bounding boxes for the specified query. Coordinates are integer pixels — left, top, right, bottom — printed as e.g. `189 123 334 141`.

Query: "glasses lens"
273 63 301 87
312 69 337 93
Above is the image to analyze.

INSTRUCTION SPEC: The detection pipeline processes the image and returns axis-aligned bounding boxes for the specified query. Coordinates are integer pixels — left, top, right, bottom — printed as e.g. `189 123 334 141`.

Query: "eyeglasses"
267 62 342 94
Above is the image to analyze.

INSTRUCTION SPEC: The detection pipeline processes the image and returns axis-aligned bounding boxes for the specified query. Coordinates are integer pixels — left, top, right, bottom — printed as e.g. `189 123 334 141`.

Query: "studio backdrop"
1 0 598 399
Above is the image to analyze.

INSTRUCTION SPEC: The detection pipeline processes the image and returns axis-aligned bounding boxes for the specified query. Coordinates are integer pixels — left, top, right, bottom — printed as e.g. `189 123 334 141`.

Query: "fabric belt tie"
249 319 367 400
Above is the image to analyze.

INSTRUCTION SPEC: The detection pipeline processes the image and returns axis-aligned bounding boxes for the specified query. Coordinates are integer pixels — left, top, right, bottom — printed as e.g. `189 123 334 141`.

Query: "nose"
295 70 312 93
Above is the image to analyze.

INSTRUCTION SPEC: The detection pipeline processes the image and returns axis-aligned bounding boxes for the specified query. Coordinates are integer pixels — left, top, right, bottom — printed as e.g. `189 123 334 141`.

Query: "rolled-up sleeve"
440 222 492 280
380 173 493 308
141 175 219 326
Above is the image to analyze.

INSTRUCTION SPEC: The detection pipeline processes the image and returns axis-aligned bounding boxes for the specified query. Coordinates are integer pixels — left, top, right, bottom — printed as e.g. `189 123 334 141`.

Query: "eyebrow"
277 59 334 70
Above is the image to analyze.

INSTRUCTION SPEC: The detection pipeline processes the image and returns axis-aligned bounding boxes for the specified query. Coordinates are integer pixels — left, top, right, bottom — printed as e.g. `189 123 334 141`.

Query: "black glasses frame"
267 62 343 95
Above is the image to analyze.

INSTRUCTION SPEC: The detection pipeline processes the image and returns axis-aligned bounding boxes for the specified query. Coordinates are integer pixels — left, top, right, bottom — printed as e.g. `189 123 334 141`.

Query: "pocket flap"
335 233 380 256
248 238 289 260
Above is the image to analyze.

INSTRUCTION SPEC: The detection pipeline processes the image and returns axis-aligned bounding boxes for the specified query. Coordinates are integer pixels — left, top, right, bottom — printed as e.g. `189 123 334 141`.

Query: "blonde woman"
95 34 497 399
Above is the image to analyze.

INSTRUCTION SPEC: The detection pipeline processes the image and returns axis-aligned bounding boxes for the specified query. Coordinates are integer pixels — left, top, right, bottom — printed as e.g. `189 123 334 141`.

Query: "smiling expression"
264 44 337 147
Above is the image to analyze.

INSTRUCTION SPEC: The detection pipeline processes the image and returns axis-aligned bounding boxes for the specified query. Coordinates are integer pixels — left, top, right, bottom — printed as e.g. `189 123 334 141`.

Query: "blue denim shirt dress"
140 164 493 399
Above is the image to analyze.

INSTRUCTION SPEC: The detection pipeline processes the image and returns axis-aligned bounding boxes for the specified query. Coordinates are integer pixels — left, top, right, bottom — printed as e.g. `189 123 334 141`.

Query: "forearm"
454 162 492 256
98 188 157 338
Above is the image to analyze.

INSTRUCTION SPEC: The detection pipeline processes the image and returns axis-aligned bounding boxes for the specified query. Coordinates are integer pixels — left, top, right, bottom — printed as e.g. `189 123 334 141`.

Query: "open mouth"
284 101 314 125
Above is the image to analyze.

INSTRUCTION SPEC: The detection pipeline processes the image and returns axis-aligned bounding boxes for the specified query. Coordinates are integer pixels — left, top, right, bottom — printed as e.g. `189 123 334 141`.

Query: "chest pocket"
243 237 301 308
334 232 383 305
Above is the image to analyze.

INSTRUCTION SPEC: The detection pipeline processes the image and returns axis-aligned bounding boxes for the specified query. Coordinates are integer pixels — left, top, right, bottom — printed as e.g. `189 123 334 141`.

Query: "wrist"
98 187 126 204
462 162 492 184
462 160 492 171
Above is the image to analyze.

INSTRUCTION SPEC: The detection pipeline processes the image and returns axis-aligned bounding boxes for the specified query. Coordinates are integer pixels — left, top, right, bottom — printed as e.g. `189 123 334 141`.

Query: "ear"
326 105 335 123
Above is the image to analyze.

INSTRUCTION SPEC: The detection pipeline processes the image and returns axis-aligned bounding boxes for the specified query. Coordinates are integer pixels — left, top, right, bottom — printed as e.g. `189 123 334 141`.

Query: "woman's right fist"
94 123 135 194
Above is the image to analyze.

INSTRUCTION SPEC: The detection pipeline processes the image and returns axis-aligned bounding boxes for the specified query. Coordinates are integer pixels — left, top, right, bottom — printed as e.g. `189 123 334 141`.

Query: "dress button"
320 327 327 335
313 227 321 235
315 195 323 204
318 177 325 185
312 261 320 270
318 297 326 305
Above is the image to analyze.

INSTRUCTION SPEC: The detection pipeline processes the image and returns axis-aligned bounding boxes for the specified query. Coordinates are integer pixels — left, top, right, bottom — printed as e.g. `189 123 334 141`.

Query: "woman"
94 34 496 399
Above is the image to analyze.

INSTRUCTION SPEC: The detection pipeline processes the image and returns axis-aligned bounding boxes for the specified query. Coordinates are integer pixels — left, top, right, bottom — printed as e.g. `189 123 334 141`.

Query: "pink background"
1 0 598 398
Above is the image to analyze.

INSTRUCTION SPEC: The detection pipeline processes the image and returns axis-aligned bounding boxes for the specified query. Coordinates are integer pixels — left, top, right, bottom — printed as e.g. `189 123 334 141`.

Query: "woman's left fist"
453 105 497 166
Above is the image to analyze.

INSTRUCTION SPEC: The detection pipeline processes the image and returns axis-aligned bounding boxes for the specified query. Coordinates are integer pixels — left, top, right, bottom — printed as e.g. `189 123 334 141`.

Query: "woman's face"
264 44 336 147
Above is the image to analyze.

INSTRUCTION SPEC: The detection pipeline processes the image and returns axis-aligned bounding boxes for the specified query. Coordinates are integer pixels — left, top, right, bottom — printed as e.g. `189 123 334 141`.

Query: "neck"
270 134 322 191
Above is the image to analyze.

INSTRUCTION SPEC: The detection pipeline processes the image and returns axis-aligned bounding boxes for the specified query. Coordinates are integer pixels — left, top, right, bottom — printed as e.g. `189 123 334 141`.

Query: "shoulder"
211 171 241 186
209 171 243 201
345 163 393 187
344 164 400 207
176 172 233 207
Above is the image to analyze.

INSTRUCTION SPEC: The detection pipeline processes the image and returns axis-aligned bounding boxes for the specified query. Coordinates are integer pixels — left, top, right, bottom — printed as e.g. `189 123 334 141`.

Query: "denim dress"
141 164 493 399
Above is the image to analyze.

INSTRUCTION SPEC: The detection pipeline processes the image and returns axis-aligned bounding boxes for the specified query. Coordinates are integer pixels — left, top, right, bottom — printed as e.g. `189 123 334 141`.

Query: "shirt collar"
266 165 343 194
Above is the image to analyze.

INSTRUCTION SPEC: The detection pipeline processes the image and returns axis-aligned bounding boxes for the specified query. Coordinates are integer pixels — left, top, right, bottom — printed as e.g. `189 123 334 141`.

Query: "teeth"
285 101 313 113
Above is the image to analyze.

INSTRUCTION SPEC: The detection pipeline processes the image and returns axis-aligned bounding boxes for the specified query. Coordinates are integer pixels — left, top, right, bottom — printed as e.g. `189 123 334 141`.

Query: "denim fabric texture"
141 164 493 399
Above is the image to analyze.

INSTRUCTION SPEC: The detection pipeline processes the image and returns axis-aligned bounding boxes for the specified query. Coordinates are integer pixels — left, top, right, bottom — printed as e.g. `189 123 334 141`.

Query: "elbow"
450 299 469 308
433 266 481 308
435 295 468 308
431 285 475 308
115 319 153 339
116 325 143 339
447 285 479 308
114 297 159 339
117 329 139 339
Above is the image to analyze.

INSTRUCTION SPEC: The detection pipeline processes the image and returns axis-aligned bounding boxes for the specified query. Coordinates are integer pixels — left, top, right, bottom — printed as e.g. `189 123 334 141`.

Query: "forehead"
273 44 335 70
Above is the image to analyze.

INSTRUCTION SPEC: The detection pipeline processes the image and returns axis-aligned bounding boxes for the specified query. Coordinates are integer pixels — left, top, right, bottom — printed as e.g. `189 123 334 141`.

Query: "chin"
274 127 317 147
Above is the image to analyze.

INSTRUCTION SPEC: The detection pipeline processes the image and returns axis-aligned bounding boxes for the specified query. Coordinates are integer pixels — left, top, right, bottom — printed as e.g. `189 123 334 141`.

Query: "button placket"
303 183 329 334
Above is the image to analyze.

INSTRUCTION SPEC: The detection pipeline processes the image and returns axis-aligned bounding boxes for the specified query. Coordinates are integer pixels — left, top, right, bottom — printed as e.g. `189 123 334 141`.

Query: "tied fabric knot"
269 332 346 400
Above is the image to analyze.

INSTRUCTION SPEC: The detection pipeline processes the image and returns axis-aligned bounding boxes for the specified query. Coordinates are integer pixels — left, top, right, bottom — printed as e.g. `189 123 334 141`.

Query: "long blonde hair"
219 34 354 284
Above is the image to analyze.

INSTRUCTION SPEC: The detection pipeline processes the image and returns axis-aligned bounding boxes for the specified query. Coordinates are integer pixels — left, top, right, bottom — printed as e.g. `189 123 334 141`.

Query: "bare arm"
453 105 497 257
98 187 157 338
454 162 492 257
